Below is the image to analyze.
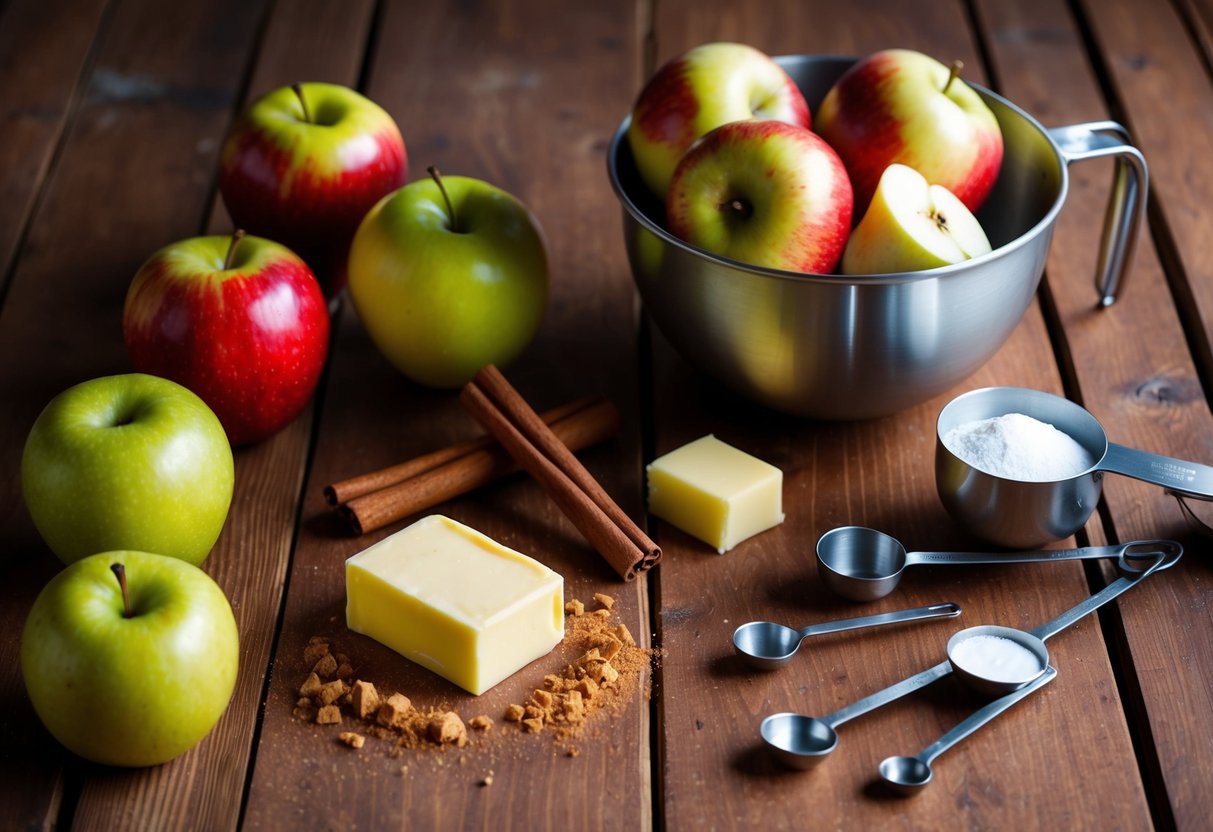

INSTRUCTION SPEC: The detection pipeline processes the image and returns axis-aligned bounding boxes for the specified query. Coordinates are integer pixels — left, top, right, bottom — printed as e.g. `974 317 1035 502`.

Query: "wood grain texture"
241 1 652 828
645 0 1149 828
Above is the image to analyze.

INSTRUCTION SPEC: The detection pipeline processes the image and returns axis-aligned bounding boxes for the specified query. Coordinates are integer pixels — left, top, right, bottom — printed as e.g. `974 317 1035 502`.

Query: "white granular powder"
949 634 1043 683
943 412 1093 482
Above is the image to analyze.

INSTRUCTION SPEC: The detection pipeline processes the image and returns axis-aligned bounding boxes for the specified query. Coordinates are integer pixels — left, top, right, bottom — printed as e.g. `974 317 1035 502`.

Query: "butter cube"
345 515 564 695
646 434 784 553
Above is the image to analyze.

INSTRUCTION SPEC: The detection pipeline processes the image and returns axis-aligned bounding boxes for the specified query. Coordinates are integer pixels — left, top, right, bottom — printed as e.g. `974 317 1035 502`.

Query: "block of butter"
345 515 564 695
646 434 784 554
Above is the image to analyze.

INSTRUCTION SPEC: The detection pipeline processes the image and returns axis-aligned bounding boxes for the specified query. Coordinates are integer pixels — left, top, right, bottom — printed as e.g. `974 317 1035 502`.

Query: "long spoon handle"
917 666 1056 767
904 540 1162 568
825 660 953 729
1028 542 1182 642
799 602 961 639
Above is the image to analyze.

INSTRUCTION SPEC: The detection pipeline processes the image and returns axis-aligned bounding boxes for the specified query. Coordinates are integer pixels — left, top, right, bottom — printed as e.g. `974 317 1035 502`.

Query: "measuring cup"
879 665 1056 795
733 602 961 671
815 524 1174 601
937 386 1213 547
946 538 1181 695
760 541 1178 767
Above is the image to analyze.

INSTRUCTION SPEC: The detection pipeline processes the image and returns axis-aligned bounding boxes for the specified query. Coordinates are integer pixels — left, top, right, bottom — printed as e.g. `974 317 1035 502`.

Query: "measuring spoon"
733 602 961 671
938 386 1213 547
761 542 1179 768
815 525 1173 601
879 665 1056 795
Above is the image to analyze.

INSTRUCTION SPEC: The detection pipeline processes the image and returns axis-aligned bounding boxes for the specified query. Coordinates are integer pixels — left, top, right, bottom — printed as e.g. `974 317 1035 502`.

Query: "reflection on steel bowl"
606 55 1147 420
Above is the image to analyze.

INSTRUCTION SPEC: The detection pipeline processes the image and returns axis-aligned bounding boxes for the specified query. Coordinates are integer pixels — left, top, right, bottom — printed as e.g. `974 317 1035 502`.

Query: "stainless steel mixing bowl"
606 55 1147 419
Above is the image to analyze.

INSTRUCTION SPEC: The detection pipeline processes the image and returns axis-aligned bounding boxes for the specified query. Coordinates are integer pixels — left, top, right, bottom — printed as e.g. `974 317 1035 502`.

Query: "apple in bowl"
627 42 810 199
665 119 853 274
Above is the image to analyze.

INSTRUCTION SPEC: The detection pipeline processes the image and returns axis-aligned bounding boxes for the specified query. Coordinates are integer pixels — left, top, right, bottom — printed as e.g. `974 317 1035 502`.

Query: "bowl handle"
1047 121 1149 307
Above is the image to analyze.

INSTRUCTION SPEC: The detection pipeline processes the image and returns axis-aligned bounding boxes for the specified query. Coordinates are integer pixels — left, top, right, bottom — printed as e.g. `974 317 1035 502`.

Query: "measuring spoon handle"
1028 543 1182 641
799 603 961 640
916 666 1057 767
826 660 953 729
1101 443 1213 501
905 542 1146 568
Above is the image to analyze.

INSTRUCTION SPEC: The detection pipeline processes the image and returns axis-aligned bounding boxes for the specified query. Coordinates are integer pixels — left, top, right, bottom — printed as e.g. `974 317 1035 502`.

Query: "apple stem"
726 198 752 221
291 83 312 123
224 229 246 270
942 60 964 95
111 563 133 619
427 165 462 233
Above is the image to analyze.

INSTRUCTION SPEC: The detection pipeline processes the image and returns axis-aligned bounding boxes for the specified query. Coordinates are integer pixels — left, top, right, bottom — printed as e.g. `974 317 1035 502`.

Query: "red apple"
123 232 330 445
218 82 407 298
665 120 853 274
627 42 810 199
815 49 1003 217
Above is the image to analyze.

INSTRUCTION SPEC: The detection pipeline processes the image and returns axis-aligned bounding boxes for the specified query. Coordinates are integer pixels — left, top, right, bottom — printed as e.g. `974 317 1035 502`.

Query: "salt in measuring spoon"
733 602 962 671
878 665 1057 795
761 541 1179 768
946 539 1182 695
815 525 1172 602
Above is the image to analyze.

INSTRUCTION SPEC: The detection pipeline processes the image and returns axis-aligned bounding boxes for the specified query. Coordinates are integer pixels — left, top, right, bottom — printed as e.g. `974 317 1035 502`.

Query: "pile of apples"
20 82 551 768
626 43 1005 275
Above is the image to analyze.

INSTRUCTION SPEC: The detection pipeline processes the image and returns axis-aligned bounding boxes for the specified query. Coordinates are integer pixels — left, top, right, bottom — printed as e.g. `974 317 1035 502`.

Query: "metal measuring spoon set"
754 540 1181 792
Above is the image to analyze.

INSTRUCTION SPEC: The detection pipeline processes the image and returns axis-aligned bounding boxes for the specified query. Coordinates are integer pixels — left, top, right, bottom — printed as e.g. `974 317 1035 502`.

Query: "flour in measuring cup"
943 412 1093 481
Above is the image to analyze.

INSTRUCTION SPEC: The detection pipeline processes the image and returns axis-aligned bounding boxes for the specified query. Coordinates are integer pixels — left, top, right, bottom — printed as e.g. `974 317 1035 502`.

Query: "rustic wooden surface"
1 0 1210 829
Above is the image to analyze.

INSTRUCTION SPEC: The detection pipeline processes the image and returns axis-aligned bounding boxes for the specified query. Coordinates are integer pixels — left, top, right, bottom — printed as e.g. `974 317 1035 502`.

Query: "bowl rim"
606 52 1070 286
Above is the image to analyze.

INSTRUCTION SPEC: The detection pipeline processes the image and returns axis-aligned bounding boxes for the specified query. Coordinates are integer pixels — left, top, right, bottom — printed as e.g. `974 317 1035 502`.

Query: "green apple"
347 168 548 388
21 550 239 767
626 42 810 199
841 163 992 275
665 120 853 273
22 373 234 566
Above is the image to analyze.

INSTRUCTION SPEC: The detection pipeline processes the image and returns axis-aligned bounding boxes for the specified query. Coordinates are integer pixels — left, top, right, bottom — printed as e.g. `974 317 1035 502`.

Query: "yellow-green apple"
123 231 330 446
218 82 407 298
626 42 811 198
21 551 239 767
665 120 853 273
348 168 548 388
841 164 992 275
816 49 1003 217
22 374 234 566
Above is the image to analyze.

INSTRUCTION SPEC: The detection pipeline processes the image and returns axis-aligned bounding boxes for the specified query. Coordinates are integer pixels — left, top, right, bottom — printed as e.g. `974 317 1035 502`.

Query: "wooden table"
2 0 1211 828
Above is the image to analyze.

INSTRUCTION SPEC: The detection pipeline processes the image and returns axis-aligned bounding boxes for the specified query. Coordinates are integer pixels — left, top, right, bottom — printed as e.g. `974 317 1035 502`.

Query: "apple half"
841 163 992 275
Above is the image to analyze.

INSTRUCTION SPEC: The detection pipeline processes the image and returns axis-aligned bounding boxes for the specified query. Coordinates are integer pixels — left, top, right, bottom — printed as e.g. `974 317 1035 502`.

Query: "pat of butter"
646 434 784 554
345 515 563 695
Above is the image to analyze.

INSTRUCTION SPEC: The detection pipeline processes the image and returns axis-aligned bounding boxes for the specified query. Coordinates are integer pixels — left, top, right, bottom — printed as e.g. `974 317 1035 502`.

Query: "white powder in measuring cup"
943 412 1094 481
949 634 1043 684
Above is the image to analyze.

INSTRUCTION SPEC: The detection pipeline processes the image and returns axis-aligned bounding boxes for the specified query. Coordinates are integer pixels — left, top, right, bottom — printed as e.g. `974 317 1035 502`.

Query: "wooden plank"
240 0 651 828
1015 0 1213 828
0 0 108 296
646 0 1151 827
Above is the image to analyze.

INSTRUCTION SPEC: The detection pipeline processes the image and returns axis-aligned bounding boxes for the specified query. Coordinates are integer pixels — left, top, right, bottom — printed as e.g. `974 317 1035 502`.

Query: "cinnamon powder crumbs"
292 596 655 758
481 771 495 787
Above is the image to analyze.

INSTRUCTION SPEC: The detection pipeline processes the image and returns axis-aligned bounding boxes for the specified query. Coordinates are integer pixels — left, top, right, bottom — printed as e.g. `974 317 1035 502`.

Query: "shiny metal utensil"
733 602 961 671
937 386 1213 547
879 666 1057 795
761 542 1179 768
815 525 1173 601
946 540 1181 696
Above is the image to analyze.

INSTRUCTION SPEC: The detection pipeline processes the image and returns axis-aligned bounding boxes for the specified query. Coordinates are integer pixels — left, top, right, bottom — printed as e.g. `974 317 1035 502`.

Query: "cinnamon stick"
338 397 620 535
325 396 600 506
460 365 660 581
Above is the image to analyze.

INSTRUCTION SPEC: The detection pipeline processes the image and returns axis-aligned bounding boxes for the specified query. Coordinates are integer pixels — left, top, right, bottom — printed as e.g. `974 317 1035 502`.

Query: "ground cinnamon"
460 365 660 581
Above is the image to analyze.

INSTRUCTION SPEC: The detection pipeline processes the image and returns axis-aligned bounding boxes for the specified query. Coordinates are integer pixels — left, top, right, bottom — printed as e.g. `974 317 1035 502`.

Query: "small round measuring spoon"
879 665 1056 795
733 602 961 671
946 539 1181 696
815 525 1173 602
760 541 1180 769
937 386 1213 547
